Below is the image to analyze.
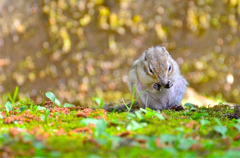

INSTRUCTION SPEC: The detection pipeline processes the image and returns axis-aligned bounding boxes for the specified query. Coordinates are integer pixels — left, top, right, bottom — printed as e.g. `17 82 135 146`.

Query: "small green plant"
92 97 105 120
126 120 147 131
20 106 27 112
0 113 3 119
92 97 104 109
5 101 12 114
80 118 107 138
122 84 147 112
213 118 228 138
200 119 210 126
140 108 164 120
45 92 61 106
62 103 75 107
192 112 209 119
45 91 75 107
8 86 19 105
40 109 50 123
233 124 240 132
184 102 197 111
160 133 197 151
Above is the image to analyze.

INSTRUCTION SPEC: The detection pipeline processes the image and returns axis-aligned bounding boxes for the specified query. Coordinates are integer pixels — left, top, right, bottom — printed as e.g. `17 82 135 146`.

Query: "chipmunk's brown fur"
103 46 188 112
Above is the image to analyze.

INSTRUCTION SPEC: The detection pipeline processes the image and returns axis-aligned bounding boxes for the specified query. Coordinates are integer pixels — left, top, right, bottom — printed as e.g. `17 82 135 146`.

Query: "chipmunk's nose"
157 77 168 86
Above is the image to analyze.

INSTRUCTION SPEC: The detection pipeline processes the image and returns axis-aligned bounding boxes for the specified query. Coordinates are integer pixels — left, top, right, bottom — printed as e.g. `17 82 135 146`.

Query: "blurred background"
0 0 240 106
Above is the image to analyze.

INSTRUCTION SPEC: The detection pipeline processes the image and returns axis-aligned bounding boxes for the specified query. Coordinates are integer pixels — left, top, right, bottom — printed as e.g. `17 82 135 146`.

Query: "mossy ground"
0 99 240 158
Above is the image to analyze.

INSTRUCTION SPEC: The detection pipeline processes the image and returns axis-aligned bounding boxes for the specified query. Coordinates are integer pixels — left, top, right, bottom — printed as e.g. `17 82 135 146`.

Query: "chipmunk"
103 46 188 112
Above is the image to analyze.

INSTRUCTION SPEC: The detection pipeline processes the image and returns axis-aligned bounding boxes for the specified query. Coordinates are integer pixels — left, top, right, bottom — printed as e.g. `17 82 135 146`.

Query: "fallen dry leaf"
191 143 202 151
233 135 240 141
186 120 199 129
69 127 93 134
116 131 132 137
76 111 88 118
55 128 65 136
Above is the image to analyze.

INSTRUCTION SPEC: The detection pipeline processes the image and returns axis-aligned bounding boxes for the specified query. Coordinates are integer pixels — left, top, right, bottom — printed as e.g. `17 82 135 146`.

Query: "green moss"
0 99 240 157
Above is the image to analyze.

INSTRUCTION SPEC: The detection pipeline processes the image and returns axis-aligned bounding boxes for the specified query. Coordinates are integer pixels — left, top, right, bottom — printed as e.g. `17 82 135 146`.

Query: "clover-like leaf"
178 138 198 150
213 125 228 138
80 118 107 137
160 134 177 144
126 120 147 131
234 124 240 132
200 119 210 126
63 103 75 107
36 106 46 111
45 92 56 105
5 101 13 112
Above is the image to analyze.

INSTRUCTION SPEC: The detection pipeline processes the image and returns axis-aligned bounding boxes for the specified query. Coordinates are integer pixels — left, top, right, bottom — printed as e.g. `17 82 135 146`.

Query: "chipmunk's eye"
168 65 172 72
149 67 153 74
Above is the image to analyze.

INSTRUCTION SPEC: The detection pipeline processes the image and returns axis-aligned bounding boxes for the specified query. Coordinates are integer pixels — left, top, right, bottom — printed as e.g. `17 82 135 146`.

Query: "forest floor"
0 92 240 157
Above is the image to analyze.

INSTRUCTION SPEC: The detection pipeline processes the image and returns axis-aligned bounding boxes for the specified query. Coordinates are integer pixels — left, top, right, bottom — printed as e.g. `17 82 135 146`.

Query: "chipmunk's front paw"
153 83 161 91
170 105 185 111
164 80 173 89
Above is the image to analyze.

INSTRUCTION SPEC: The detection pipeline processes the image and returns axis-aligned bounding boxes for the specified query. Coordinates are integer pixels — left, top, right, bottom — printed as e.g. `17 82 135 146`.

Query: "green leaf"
80 118 107 137
7 93 14 104
175 127 184 132
127 84 147 112
22 133 33 142
51 151 61 157
13 86 19 103
92 97 104 108
184 102 194 107
40 115 45 121
80 118 101 126
234 124 240 132
95 137 108 145
200 119 210 126
20 106 27 112
140 108 164 120
155 113 165 120
45 92 56 105
178 138 197 150
55 98 61 106
63 103 75 107
5 101 12 112
163 147 177 156
146 136 157 151
33 140 45 149
122 97 130 111
37 106 46 111
213 125 228 138
126 113 136 119
192 113 208 119
126 120 147 131
144 111 156 118
131 84 137 105
202 140 215 150
105 134 122 149
139 108 147 113
237 118 240 124
160 134 177 144
224 150 240 158
45 109 50 118
184 103 197 111
87 154 102 158
214 118 223 126
0 114 3 119
33 105 38 111
135 111 144 120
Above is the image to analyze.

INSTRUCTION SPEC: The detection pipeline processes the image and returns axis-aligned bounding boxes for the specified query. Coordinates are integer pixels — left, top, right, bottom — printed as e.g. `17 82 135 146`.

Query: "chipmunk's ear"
143 51 147 60
162 47 170 56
